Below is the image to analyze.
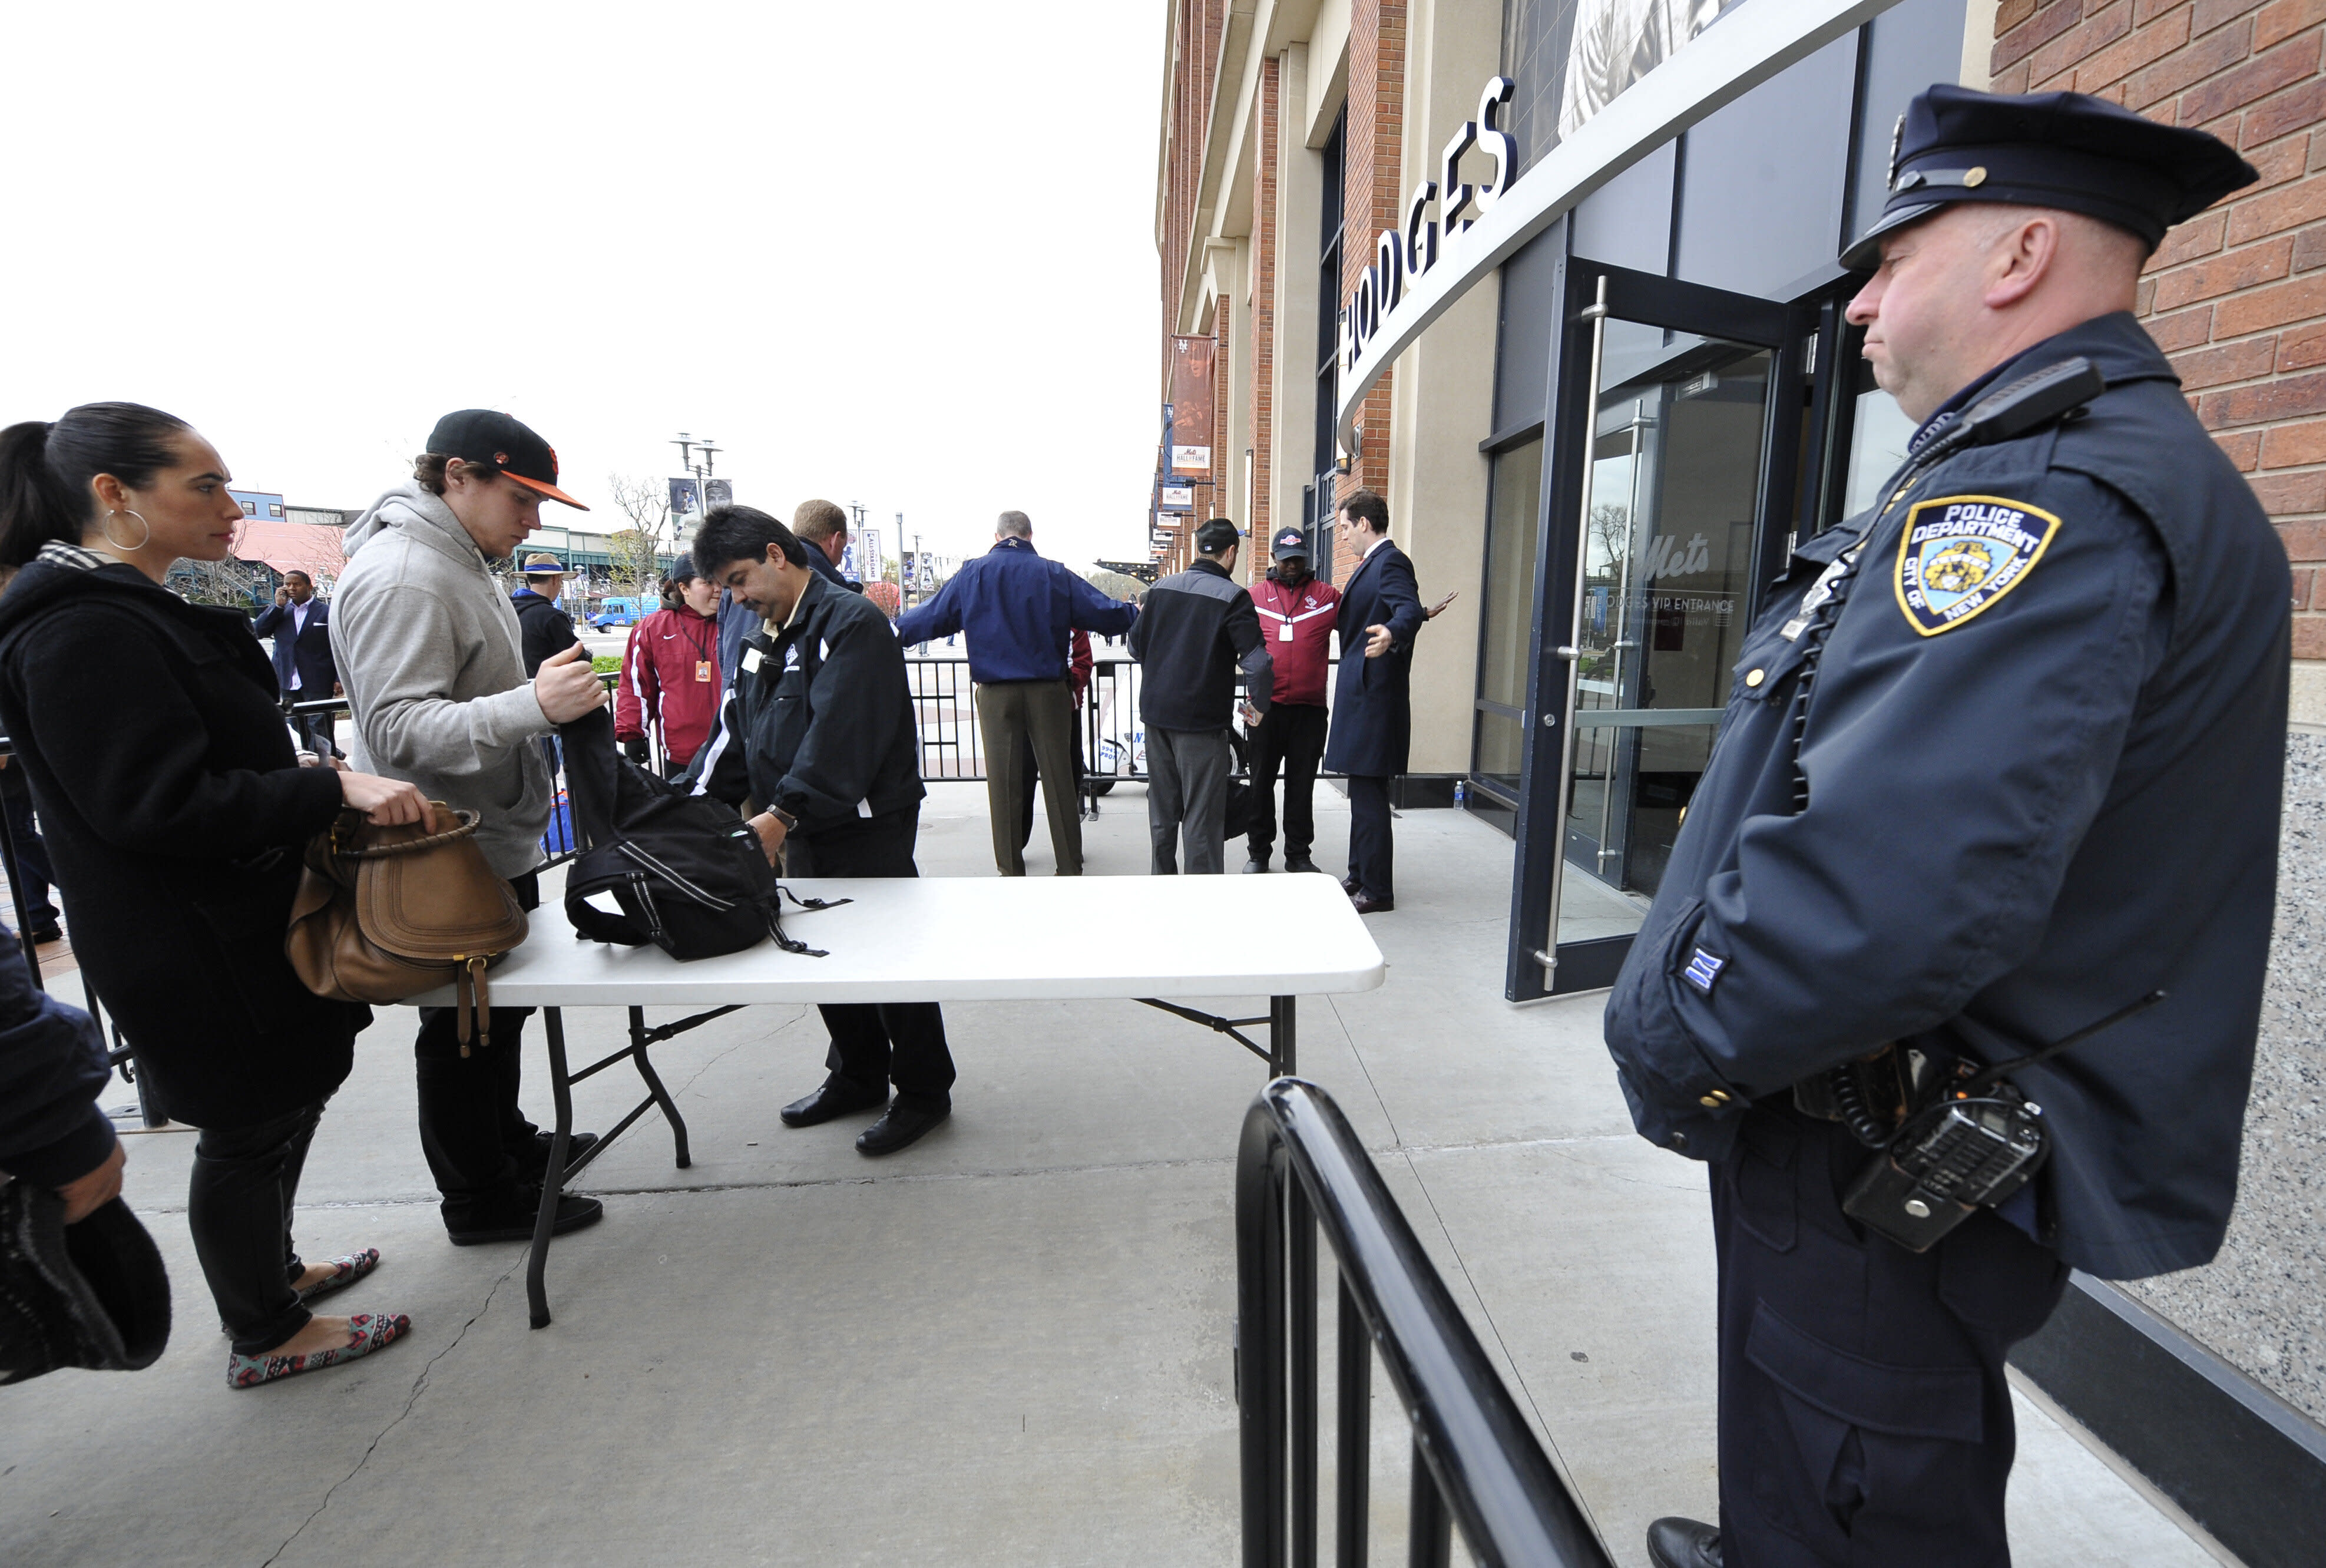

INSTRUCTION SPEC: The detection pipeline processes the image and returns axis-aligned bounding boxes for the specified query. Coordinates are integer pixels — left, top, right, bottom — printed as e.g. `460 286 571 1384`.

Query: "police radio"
1824 991 2166 1253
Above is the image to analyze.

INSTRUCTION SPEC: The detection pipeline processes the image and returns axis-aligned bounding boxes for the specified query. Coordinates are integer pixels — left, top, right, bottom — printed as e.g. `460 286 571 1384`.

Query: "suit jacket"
1322 539 1424 778
249 596 336 696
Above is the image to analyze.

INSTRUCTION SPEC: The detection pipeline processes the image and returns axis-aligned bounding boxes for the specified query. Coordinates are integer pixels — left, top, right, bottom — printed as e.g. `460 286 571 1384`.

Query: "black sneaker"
518 1129 600 1181
445 1189 604 1246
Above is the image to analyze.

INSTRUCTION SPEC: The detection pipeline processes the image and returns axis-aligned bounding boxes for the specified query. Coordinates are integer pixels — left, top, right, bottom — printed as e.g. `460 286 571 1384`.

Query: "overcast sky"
3 1 1166 573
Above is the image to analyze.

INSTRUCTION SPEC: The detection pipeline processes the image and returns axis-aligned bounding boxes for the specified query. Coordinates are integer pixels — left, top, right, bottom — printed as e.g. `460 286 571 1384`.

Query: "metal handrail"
1238 1077 1614 1568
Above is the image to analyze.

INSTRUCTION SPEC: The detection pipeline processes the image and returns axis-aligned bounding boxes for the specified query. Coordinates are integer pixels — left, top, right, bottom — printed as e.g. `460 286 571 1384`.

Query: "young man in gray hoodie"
332 410 610 1245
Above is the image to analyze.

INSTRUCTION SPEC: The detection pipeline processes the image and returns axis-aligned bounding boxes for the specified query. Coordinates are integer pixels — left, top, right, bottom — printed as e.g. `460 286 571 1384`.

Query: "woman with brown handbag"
0 402 430 1388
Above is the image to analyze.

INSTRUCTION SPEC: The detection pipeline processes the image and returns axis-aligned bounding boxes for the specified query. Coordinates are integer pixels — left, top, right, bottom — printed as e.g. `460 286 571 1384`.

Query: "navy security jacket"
1130 557 1273 730
1323 539 1425 778
249 596 336 695
682 573 924 833
894 537 1137 683
1604 312 2289 1281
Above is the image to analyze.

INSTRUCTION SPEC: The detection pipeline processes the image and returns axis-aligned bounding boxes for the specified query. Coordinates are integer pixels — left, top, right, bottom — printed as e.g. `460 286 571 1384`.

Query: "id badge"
1278 620 1294 641
695 660 714 683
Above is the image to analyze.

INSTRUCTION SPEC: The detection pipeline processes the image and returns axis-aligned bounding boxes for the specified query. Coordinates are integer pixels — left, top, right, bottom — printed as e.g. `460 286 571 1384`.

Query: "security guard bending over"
1609 86 2287 1568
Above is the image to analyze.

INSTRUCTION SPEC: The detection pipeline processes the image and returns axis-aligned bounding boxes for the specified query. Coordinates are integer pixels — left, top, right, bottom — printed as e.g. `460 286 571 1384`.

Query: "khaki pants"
977 679 1081 875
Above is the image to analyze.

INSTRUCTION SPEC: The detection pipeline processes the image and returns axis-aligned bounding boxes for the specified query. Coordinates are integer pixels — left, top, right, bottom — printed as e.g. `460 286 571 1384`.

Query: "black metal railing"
1238 1078 1614 1568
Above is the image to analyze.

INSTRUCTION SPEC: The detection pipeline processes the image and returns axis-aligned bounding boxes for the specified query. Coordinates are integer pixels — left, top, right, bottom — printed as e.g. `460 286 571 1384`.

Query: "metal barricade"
1238 1078 1614 1568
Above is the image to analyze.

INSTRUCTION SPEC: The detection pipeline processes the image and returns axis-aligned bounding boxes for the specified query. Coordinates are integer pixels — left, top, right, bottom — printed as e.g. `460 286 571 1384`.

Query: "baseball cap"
1195 518 1241 553
425 409 589 510
1271 527 1309 557
521 553 568 575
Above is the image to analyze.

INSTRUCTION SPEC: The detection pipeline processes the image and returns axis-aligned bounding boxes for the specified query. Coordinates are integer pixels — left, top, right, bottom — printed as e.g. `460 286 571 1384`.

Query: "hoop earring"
102 509 151 551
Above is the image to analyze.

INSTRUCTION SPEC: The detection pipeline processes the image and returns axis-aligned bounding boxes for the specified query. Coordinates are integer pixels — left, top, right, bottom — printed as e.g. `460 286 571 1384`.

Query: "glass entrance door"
1508 265 1805 1000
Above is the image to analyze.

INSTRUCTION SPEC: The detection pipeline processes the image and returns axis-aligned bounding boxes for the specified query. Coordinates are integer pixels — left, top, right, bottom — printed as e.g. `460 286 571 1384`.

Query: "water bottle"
1454 779 1467 808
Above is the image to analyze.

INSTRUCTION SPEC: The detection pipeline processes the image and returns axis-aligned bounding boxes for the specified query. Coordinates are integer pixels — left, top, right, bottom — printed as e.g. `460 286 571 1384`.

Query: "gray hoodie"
330 482 554 876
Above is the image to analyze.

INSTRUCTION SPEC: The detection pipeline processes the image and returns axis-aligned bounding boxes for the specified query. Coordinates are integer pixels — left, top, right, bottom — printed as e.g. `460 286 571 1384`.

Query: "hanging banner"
1161 484 1195 510
668 477 702 518
704 478 733 510
1167 335 1215 475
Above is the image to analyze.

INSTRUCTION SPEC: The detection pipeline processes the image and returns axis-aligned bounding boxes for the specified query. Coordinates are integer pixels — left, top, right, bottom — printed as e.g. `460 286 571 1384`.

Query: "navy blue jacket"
1322 539 1425 778
683 572 924 833
249 595 336 696
895 537 1136 683
0 931 114 1189
1603 312 2288 1281
717 590 757 686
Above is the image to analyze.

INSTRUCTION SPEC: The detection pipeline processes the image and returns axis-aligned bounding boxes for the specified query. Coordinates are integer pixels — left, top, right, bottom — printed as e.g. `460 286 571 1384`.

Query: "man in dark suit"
251 570 339 757
1322 490 1424 914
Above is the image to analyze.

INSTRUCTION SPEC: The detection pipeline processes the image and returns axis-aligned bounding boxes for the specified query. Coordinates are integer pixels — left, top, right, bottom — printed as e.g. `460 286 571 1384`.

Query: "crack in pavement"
257 1260 520 1568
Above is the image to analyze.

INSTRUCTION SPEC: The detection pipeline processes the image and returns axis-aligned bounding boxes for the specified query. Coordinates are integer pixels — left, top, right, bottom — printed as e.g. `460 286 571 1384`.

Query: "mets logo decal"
1893 495 2060 636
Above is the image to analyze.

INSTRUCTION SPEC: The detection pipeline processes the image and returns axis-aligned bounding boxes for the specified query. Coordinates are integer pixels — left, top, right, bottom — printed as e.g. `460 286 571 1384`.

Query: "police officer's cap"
1271 526 1308 557
1841 83 2257 269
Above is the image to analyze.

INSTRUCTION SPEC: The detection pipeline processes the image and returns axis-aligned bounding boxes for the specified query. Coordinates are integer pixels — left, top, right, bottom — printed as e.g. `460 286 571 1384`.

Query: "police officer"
1610 86 2285 1568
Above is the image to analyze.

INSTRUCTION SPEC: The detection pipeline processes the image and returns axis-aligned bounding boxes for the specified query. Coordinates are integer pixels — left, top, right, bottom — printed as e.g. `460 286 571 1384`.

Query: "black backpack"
558 709 837 960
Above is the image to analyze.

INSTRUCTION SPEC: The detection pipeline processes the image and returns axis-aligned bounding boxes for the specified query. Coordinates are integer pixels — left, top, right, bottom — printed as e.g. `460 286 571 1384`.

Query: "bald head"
996 511 1032 539
1845 203 2149 424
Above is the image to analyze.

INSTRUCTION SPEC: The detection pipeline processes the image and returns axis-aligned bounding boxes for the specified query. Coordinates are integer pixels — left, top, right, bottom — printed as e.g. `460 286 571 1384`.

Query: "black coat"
1322 540 1424 778
1604 312 2289 1279
0 560 362 1130
250 595 337 696
511 588 579 677
682 572 924 834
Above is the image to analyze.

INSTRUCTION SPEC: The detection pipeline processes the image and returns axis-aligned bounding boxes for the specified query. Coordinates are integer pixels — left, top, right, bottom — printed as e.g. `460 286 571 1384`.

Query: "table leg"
629 1005 693 1169
527 1006 575 1330
1270 996 1296 1077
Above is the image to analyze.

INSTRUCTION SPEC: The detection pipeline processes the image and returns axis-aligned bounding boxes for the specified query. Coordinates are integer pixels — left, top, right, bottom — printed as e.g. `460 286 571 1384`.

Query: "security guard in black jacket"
683 505 955 1156
1610 88 2285 1568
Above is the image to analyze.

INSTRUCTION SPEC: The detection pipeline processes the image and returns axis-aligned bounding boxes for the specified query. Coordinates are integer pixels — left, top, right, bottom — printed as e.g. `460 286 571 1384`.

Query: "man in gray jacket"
333 411 610 1246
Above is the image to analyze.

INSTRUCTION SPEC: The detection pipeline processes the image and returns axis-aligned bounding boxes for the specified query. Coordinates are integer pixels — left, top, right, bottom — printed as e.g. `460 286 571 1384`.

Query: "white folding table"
411 874 1387 1328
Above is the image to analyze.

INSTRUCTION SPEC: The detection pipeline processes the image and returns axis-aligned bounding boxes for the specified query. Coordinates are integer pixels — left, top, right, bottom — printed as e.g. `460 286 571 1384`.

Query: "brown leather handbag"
286 807 529 1054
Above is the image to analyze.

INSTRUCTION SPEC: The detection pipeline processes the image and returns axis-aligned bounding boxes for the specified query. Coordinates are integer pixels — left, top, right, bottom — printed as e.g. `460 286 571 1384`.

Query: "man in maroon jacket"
1244 527 1339 875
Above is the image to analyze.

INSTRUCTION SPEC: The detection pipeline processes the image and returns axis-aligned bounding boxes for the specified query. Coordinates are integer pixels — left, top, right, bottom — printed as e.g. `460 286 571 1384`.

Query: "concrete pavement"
1 782 2224 1566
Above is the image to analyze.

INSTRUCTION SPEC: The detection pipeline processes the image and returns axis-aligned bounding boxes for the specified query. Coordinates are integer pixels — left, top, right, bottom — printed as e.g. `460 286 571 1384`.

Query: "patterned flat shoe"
227 1311 411 1388
295 1249 381 1306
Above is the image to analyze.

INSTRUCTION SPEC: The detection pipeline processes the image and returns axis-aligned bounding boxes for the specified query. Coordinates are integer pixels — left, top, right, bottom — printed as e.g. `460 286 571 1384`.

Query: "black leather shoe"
780 1076 888 1128
1285 855 1321 874
23 925 61 946
1340 874 1360 895
521 1129 599 1180
1242 857 1270 874
1351 891 1395 914
446 1190 604 1246
856 1103 949 1156
1646 1517 1722 1568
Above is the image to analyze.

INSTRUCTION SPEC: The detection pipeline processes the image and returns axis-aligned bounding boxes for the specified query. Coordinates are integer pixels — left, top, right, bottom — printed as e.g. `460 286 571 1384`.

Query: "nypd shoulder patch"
1893 494 2060 637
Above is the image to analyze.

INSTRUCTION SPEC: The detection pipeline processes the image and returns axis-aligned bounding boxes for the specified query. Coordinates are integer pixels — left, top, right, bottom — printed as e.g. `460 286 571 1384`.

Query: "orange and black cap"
425 409 588 510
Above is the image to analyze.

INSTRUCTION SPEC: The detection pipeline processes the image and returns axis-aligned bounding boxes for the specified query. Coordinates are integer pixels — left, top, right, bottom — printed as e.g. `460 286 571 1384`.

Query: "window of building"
1474 436 1543 801
1312 107 1346 581
239 499 256 517
269 502 284 518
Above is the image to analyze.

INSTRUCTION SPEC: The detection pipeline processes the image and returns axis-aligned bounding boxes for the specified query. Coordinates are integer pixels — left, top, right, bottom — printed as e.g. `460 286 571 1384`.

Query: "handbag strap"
336 806 481 859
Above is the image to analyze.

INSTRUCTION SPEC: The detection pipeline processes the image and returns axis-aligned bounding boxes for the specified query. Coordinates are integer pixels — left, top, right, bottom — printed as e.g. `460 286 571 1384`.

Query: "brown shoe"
1351 891 1395 914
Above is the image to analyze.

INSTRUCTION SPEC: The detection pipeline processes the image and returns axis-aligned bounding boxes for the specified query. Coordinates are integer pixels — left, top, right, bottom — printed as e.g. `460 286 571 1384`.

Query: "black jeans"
413 871 541 1223
189 1098 325 1357
282 693 336 758
1246 703 1326 861
1713 1104 2068 1566
1345 775 1394 899
787 806 955 1112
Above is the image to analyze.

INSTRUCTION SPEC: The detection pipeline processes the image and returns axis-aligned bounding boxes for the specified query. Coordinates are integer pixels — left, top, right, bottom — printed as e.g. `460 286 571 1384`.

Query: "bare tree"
605 474 671 548
606 529 661 598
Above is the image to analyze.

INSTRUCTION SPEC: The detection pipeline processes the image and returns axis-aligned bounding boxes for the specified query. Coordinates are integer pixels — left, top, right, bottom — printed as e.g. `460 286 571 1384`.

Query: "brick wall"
1338 0 1408 509
1994 0 2326 659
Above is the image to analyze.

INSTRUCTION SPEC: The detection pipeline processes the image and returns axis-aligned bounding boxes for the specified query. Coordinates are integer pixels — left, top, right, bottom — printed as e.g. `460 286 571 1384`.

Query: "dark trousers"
188 1098 325 1357
1712 1104 2069 1567
787 806 955 1112
1246 703 1327 862
413 872 541 1222
977 679 1081 875
0 789 58 930
1018 724 1087 852
1345 775 1394 899
1147 726 1232 875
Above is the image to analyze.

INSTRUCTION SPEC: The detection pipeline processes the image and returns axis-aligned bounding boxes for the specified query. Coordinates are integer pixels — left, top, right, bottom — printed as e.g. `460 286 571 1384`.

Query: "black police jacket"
680 571 925 832
1604 312 2289 1280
